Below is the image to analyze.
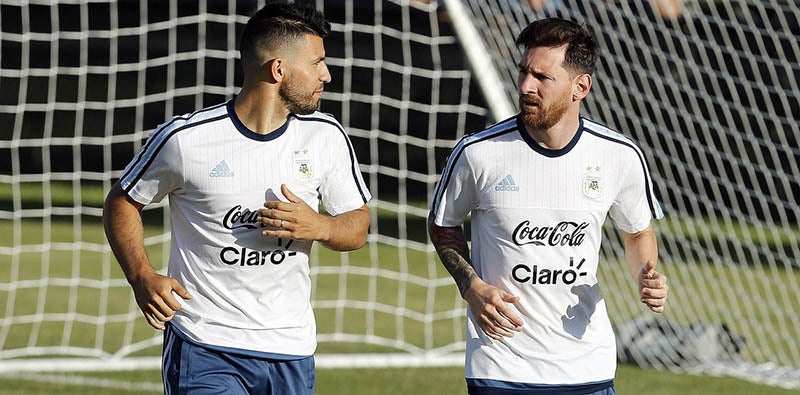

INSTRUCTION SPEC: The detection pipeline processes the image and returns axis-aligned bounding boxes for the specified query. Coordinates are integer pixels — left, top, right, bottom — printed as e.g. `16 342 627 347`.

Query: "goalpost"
1 0 799 390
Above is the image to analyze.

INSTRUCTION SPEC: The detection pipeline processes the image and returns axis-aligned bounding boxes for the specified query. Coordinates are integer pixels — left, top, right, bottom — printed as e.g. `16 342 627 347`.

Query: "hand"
463 279 524 340
130 271 192 330
259 184 329 241
638 260 668 313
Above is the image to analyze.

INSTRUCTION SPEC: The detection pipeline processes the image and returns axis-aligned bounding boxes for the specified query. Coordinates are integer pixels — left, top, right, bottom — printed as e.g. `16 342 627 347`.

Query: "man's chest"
472 150 624 213
176 138 326 210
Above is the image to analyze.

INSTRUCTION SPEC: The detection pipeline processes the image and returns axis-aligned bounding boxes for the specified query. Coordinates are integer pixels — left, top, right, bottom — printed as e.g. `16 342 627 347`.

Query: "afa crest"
293 149 313 180
582 165 603 199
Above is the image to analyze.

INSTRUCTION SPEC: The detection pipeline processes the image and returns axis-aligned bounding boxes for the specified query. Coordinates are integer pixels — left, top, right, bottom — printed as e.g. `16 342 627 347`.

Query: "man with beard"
103 2 370 394
428 18 668 395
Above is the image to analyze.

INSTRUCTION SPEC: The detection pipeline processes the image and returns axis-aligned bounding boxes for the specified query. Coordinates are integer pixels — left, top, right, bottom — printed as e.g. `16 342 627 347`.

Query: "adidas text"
495 184 520 192
210 170 235 177
495 175 520 192
209 160 235 177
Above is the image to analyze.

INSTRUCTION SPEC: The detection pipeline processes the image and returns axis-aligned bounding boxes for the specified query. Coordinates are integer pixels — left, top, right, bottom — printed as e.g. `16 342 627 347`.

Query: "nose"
518 72 538 95
320 62 331 84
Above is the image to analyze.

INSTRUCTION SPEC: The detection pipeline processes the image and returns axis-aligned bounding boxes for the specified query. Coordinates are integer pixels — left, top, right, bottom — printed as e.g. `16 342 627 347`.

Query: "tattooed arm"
428 213 523 339
426 213 477 296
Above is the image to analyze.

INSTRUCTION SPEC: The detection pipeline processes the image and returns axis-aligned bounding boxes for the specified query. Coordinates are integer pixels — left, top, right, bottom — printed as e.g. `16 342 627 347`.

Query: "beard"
519 91 571 130
279 78 320 115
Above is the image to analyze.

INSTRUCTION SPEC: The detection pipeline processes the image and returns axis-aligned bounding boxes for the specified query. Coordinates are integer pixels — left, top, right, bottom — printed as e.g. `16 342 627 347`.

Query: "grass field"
0 365 797 394
1 182 798 393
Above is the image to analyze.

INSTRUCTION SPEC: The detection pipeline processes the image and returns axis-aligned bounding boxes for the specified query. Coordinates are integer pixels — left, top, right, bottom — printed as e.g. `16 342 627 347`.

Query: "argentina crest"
293 148 313 180
582 165 603 199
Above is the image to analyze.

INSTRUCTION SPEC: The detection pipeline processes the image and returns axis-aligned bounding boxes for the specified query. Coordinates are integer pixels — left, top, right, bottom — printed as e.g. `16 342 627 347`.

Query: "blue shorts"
467 378 615 395
162 324 315 395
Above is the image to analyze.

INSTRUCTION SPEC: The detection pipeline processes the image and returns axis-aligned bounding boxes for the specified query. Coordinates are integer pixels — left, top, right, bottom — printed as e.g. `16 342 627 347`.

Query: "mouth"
520 94 540 109
521 101 540 112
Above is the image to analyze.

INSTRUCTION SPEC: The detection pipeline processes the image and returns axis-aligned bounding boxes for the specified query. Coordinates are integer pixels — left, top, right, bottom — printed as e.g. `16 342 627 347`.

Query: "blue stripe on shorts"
163 324 315 395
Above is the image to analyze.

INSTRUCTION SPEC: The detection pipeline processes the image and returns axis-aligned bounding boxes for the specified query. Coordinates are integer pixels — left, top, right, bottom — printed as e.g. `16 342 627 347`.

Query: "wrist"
317 214 334 243
460 276 483 299
125 264 156 285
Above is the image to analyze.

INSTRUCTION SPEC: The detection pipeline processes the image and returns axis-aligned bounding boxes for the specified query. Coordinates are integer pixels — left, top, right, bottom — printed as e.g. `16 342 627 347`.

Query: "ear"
269 58 285 82
572 73 592 101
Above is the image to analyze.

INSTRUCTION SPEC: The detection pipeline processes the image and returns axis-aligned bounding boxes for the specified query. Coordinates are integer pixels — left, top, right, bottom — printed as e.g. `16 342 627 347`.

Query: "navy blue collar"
226 98 290 141
516 115 583 157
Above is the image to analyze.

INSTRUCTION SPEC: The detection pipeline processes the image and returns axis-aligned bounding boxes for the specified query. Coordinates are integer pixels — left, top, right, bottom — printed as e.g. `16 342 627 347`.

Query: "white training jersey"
120 99 371 358
431 115 663 386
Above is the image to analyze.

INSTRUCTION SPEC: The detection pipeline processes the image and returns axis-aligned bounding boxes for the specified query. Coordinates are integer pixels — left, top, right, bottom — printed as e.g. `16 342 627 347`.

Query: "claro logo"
220 246 296 266
512 257 587 285
512 221 589 247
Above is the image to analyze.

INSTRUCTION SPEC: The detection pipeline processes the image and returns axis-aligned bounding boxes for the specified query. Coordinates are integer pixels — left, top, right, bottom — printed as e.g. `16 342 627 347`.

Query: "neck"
524 107 581 150
234 83 290 135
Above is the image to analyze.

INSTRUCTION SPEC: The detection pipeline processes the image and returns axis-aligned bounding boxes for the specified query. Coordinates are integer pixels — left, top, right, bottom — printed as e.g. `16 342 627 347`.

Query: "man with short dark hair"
429 18 668 395
103 2 370 393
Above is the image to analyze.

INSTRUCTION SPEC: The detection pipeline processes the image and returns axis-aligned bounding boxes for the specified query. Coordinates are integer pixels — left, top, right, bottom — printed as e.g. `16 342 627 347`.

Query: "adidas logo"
209 160 235 178
495 174 520 192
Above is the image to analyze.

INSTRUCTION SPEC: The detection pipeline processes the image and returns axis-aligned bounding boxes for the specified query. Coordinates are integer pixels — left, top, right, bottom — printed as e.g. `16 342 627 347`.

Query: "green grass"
0 180 107 211
0 365 797 394
1 181 799 393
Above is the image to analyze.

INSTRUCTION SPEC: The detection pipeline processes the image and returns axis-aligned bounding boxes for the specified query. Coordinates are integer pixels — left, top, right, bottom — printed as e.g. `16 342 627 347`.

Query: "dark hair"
515 18 599 75
239 1 330 65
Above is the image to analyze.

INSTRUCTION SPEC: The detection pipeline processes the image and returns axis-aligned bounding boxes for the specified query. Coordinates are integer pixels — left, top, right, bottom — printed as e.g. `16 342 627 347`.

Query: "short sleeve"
430 146 479 227
119 126 184 205
608 152 663 233
317 131 371 216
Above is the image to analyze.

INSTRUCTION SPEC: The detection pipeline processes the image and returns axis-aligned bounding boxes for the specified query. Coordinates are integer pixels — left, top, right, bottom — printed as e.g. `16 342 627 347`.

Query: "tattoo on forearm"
437 247 478 296
429 220 477 296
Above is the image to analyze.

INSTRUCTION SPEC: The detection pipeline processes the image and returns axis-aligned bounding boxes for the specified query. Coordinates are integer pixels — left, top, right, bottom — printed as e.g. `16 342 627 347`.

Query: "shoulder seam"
431 118 519 213
291 114 369 205
121 113 229 193
120 103 229 183
582 123 662 219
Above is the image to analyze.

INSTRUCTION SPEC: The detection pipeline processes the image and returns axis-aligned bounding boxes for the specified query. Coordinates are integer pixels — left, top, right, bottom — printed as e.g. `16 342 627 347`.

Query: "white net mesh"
309 0 486 359
453 0 800 388
0 0 484 370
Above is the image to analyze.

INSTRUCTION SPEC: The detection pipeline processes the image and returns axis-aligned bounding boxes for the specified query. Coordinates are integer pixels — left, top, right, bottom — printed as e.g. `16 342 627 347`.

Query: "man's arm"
619 224 668 313
259 184 369 251
426 214 475 296
103 182 191 330
427 213 523 340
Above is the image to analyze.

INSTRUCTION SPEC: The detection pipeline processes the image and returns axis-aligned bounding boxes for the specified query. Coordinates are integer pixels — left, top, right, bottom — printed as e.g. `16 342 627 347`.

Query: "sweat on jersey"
430 115 663 389
119 99 371 359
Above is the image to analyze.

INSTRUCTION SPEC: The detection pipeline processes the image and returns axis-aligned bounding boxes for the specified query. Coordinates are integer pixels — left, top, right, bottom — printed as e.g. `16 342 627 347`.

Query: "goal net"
1 0 799 390
0 0 484 372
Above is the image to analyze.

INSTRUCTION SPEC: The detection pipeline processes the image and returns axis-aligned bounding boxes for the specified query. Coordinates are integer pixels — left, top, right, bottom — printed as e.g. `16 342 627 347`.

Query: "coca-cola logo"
512 221 589 246
223 205 261 230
